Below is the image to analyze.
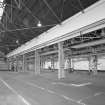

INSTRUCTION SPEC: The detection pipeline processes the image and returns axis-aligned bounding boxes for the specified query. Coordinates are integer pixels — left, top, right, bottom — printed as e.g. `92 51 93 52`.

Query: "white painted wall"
42 55 105 71
73 58 89 70
43 60 67 69
71 55 105 71
54 61 59 69
44 61 51 69
97 55 105 71
44 60 59 69
64 59 69 69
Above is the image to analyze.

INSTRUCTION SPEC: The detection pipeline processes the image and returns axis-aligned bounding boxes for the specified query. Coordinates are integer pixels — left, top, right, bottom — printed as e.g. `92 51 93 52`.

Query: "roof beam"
42 0 61 23
6 1 105 57
71 39 105 49
77 0 84 13
14 0 21 9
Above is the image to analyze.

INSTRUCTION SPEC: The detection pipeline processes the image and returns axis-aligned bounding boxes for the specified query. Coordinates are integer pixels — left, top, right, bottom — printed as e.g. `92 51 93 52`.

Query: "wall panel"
73 57 89 70
97 55 105 71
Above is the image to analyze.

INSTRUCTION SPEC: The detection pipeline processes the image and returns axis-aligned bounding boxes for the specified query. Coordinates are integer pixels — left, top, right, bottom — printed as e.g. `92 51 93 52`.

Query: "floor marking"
24 82 45 90
14 77 87 105
18 95 31 105
16 78 56 95
52 82 92 87
71 82 92 87
52 82 69 86
35 85 45 90
94 92 104 96
21 80 56 94
78 101 86 105
78 92 105 104
0 78 31 105
61 94 86 105
78 94 94 104
47 89 55 94
61 95 73 101
17 79 85 104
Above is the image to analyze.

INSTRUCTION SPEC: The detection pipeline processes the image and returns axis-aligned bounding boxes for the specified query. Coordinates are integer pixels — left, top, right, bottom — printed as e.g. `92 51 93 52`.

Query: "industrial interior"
0 0 104 76
0 0 105 105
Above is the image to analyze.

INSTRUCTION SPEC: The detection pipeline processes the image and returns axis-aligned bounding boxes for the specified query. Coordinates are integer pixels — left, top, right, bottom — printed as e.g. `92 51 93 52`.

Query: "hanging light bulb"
37 21 42 27
16 40 19 44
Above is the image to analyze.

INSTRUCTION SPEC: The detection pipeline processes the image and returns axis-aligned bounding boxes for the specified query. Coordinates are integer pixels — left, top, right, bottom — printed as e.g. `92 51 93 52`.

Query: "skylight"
0 0 5 20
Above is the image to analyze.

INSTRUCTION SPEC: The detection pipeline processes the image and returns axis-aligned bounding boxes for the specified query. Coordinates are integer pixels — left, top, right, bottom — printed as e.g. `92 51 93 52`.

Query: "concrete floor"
0 71 105 105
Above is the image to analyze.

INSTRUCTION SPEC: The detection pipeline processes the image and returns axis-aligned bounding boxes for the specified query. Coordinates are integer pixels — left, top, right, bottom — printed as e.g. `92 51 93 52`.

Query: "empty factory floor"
0 71 105 105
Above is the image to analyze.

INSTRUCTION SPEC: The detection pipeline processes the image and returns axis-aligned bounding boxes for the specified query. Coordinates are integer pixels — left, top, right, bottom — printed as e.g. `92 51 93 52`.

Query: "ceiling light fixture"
37 21 42 27
16 40 19 44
